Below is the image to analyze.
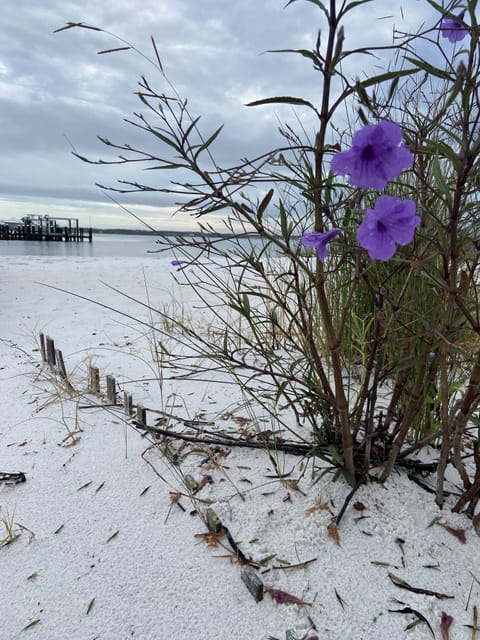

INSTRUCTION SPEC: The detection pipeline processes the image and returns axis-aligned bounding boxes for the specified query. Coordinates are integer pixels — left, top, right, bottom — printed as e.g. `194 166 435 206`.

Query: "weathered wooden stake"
45 336 56 370
55 349 67 379
88 366 100 394
55 349 75 392
106 375 117 404
123 391 133 416
39 333 46 363
184 474 199 494
241 566 264 602
136 403 146 426
205 508 223 534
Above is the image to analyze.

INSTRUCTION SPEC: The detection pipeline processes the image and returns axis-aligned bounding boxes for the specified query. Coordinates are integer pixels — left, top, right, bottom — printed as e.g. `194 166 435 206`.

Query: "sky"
0 1 440 231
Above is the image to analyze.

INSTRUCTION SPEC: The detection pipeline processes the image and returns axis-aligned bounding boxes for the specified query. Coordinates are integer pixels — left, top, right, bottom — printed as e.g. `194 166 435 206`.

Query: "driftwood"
132 421 323 458
0 472 26 485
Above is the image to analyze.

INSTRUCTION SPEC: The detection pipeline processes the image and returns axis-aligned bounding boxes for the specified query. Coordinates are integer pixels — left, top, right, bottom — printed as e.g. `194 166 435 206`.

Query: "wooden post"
136 403 146 426
123 392 133 416
241 566 264 602
45 336 56 370
106 375 117 404
205 508 223 534
184 474 199 494
55 349 67 378
88 366 100 394
39 333 46 363
55 349 75 393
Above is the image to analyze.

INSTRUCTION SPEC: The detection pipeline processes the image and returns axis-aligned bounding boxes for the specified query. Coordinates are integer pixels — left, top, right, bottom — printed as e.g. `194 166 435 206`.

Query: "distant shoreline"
92 228 238 238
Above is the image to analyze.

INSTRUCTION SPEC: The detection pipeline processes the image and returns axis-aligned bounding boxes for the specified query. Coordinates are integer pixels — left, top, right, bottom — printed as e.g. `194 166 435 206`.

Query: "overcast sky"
0 1 443 230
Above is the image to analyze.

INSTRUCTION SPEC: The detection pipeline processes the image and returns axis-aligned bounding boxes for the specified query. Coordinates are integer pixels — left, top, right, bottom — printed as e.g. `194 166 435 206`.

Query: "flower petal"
357 196 419 261
331 121 413 190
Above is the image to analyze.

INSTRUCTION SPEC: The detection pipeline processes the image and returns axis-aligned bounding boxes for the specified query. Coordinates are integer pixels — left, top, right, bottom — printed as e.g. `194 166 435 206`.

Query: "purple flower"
331 121 413 190
171 259 187 266
357 196 420 261
441 10 468 42
301 229 339 262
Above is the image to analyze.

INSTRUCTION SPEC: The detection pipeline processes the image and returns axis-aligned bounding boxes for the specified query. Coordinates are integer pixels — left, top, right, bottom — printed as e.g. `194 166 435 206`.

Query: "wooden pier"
0 215 92 242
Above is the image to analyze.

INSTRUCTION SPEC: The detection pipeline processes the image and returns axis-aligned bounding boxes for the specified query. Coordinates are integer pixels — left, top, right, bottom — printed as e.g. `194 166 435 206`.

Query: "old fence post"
123 392 134 416
88 366 100 394
55 348 75 393
106 375 117 405
45 336 56 371
39 333 46 363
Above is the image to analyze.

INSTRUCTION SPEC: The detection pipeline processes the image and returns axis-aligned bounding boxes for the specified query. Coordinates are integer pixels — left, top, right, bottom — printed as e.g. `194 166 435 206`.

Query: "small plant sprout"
0 508 35 548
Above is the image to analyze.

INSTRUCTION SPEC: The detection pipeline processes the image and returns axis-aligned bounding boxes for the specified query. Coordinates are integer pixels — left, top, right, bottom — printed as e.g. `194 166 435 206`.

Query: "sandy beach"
1 254 479 640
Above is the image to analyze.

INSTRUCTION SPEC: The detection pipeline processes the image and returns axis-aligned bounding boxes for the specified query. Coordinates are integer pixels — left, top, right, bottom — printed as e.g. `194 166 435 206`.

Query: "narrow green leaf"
285 0 328 18
106 530 119 543
341 0 376 15
22 619 40 631
95 481 105 493
181 116 202 144
279 201 289 238
193 124 224 160
149 128 183 153
387 75 400 102
246 96 317 112
86 598 95 615
97 46 131 55
404 57 450 81
268 48 323 68
431 155 452 203
257 188 274 223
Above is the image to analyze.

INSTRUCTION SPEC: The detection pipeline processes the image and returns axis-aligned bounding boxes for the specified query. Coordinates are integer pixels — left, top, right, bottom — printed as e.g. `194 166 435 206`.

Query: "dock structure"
0 215 92 242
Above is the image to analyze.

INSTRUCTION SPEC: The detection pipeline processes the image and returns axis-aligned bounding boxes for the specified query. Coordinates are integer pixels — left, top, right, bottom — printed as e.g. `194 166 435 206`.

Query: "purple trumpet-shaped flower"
356 196 420 261
331 120 413 190
301 229 339 262
441 10 468 42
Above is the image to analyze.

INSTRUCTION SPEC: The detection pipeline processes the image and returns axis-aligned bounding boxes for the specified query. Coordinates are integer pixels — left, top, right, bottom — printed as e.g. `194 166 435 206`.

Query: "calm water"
0 232 268 259
0 233 174 258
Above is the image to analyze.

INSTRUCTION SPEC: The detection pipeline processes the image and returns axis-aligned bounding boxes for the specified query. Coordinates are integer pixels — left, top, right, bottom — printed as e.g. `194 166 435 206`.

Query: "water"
0 233 171 258
0 232 268 259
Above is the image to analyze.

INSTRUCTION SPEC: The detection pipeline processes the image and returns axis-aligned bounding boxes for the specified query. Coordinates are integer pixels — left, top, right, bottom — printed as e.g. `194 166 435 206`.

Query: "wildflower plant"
59 0 480 514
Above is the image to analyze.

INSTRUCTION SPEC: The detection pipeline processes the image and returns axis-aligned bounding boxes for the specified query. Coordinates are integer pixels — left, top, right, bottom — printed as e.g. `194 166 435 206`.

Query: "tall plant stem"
380 357 429 481
450 349 480 490
436 343 451 507
311 1 354 480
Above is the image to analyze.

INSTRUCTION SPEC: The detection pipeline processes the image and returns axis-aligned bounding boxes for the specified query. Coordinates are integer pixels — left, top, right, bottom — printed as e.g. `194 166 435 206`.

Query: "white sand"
1 255 479 640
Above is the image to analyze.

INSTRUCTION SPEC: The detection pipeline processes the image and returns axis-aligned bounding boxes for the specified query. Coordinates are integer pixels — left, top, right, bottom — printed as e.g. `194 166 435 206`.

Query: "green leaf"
22 619 40 631
193 124 224 160
257 189 274 224
241 293 251 318
106 530 119 543
268 48 323 69
404 57 451 81
357 67 420 91
246 96 318 112
86 598 95 615
278 200 289 239
275 380 289 404
285 0 328 18
431 155 452 204
341 0 376 14
181 116 202 144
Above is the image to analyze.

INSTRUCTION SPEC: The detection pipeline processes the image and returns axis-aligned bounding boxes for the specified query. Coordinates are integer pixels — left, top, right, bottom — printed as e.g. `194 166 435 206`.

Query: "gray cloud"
0 0 438 229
